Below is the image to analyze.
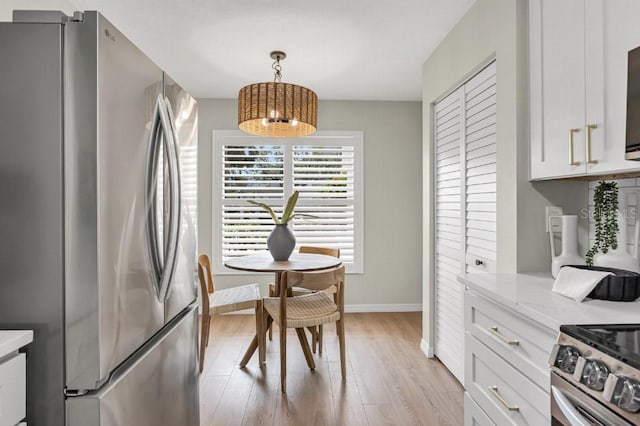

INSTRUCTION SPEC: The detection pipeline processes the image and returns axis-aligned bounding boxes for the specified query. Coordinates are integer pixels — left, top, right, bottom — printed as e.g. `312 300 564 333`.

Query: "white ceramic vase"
593 211 640 273
549 215 585 278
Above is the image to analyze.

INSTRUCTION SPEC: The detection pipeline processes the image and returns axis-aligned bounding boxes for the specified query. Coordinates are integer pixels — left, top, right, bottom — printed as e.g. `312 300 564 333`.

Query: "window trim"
211 130 364 275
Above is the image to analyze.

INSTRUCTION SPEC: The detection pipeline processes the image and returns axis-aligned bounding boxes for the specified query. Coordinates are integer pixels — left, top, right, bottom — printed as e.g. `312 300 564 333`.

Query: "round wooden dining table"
224 251 342 296
224 251 342 367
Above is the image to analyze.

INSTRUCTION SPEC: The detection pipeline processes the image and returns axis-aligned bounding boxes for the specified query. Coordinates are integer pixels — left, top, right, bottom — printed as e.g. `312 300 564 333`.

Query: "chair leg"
205 316 212 347
337 317 346 378
334 293 340 337
264 314 273 364
268 286 274 341
280 324 287 393
256 301 265 365
318 325 323 356
309 326 317 354
199 316 208 373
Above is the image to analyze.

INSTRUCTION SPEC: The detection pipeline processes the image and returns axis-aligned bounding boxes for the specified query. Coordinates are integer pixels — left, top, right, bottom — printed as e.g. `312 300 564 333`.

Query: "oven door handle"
551 385 590 426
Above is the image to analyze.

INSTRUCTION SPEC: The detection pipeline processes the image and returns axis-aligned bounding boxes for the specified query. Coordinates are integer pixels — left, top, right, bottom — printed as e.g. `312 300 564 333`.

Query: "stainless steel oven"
550 325 640 426
551 372 633 425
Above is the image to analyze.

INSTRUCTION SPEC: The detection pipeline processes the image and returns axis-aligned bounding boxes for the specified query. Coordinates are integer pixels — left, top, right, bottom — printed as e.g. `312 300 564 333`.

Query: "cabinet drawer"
466 334 549 425
0 353 26 426
465 290 555 389
464 392 495 426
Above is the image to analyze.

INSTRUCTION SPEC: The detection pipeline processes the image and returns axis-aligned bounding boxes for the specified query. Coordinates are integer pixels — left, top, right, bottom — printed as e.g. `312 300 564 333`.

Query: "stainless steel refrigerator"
0 10 199 425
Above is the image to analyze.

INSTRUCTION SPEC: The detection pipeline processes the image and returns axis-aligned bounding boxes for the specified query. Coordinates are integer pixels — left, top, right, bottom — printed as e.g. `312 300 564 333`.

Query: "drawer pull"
489 386 520 412
489 326 520 346
475 259 485 266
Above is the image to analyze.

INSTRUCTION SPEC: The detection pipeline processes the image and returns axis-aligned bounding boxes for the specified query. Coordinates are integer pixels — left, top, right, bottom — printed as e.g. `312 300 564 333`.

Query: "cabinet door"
589 0 640 174
529 0 587 179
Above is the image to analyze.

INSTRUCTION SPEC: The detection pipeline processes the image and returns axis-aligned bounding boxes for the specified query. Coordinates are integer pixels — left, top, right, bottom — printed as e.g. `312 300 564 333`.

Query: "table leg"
239 336 258 368
295 328 316 370
268 271 284 341
239 300 266 368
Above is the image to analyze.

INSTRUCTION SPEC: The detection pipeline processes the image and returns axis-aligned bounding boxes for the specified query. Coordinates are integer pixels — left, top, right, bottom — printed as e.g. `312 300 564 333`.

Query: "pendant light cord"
272 57 283 83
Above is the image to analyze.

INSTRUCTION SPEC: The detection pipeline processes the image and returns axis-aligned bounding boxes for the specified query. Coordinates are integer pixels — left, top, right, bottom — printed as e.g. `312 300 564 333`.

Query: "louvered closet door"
434 86 464 383
433 60 497 384
464 61 497 273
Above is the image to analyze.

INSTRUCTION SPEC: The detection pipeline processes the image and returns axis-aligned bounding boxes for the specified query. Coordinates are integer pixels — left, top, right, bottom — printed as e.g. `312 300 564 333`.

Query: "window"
212 130 363 274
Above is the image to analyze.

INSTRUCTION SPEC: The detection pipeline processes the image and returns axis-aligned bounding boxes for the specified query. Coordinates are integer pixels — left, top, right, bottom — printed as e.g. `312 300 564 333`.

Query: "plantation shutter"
220 144 285 258
464 61 497 273
181 145 198 234
213 131 363 273
434 86 464 383
292 144 356 264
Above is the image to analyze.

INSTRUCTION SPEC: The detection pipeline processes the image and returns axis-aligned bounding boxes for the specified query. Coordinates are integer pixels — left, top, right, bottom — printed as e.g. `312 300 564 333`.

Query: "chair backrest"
299 246 340 258
197 253 215 296
283 265 345 293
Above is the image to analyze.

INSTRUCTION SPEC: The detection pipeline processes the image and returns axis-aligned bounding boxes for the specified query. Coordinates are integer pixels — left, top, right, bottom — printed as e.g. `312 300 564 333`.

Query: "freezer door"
66 305 200 426
163 73 198 323
65 12 165 390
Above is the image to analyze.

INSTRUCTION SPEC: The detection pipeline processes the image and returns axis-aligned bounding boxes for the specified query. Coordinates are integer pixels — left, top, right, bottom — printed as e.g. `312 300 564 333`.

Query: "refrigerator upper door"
65 12 165 390
67 305 199 426
163 73 198 323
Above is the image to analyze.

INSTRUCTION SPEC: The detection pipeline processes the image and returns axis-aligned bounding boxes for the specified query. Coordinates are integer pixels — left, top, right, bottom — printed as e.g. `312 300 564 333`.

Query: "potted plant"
248 191 316 261
585 181 619 266
586 181 639 272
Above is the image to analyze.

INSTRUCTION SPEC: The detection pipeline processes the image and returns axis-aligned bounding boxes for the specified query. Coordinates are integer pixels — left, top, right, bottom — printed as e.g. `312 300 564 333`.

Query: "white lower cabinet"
464 290 554 425
464 392 495 426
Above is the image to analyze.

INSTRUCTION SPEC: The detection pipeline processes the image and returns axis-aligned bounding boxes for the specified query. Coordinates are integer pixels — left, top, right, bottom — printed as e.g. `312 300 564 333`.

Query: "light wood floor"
199 312 463 426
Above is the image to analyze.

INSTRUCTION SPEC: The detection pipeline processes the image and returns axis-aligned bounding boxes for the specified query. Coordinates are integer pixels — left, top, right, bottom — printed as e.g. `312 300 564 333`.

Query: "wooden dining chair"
197 254 263 373
263 265 346 393
268 246 340 355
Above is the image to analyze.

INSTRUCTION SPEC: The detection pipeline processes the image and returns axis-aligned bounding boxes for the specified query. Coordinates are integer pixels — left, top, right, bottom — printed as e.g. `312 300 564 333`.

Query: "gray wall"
198 99 423 308
421 0 587 352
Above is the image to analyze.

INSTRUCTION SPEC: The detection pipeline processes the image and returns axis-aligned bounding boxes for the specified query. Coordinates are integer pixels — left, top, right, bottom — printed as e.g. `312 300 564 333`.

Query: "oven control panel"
604 375 640 413
551 334 640 423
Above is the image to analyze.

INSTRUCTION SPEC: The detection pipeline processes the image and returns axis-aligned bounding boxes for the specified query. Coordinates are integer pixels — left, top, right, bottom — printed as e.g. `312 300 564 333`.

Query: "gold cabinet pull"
489 326 520 346
569 128 581 166
586 124 598 164
489 386 520 412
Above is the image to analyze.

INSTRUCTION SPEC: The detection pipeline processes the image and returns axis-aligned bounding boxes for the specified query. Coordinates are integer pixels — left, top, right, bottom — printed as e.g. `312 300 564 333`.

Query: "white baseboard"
420 338 434 358
222 303 422 315
344 303 422 313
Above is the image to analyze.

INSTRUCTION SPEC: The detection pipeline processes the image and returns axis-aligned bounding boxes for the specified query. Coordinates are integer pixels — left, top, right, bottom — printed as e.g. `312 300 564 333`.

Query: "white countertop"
458 273 640 331
0 330 33 359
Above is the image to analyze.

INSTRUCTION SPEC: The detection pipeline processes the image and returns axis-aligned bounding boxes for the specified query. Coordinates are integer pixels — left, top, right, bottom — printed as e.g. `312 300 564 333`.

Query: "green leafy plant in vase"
248 191 317 261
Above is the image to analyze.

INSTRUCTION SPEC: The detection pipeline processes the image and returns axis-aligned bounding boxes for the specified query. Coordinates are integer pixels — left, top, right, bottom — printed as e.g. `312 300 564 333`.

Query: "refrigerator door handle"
161 97 182 301
144 94 180 302
145 95 164 300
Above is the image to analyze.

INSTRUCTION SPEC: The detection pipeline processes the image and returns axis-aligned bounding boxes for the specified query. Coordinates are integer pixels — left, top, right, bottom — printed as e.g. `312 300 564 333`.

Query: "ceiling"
72 0 475 101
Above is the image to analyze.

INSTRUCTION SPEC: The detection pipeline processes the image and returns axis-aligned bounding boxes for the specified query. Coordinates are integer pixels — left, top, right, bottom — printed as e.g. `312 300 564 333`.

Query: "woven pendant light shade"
238 81 317 138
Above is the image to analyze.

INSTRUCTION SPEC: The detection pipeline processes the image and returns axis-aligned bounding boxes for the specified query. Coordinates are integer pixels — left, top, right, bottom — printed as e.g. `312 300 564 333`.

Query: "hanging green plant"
585 181 619 266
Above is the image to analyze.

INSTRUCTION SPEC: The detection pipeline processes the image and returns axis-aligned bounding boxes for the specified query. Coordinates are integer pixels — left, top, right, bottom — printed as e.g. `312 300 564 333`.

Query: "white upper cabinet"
529 0 640 180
